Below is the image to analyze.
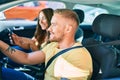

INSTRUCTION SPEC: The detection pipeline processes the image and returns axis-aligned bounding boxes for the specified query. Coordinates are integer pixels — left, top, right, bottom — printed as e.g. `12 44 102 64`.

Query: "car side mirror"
0 12 6 20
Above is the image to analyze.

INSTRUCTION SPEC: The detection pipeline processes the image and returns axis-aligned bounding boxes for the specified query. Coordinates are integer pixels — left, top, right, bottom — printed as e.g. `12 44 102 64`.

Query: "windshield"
3 1 66 21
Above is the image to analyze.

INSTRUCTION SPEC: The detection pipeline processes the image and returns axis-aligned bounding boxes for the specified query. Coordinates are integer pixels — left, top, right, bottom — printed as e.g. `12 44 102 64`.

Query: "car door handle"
13 26 24 30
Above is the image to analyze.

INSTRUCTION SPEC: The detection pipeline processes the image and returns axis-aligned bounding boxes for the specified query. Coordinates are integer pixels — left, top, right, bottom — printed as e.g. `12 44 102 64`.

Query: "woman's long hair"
34 8 53 48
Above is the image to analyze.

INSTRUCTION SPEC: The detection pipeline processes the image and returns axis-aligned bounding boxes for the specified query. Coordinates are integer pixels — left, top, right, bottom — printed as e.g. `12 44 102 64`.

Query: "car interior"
0 0 120 80
82 14 120 79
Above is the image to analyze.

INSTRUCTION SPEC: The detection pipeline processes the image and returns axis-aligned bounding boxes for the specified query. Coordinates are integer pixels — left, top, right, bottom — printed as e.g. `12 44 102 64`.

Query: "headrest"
92 14 120 39
73 9 84 23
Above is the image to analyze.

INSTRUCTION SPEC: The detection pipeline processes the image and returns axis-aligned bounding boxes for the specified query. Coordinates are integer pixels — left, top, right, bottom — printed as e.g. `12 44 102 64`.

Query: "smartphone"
7 28 14 44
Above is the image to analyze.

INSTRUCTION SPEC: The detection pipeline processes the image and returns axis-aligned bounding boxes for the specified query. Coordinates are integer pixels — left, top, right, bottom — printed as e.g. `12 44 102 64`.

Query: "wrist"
0 40 9 52
29 40 34 48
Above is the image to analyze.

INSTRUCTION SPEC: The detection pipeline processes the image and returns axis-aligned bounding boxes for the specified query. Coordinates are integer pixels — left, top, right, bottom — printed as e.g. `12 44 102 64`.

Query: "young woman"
11 8 53 51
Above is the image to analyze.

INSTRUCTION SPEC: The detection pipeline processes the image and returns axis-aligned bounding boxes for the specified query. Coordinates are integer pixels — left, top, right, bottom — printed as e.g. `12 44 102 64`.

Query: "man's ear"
65 24 73 33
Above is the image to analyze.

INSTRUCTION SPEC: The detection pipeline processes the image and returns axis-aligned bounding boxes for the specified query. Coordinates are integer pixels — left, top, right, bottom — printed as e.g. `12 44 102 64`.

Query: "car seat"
73 9 84 23
73 9 85 42
82 14 120 80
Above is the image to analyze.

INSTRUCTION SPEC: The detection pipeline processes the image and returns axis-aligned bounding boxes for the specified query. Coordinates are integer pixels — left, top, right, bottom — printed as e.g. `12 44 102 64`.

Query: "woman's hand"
11 34 32 49
11 34 39 51
11 34 23 45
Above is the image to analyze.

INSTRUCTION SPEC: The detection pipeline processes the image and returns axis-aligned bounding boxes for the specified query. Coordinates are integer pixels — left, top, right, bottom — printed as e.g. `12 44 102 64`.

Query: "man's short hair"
54 9 80 26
